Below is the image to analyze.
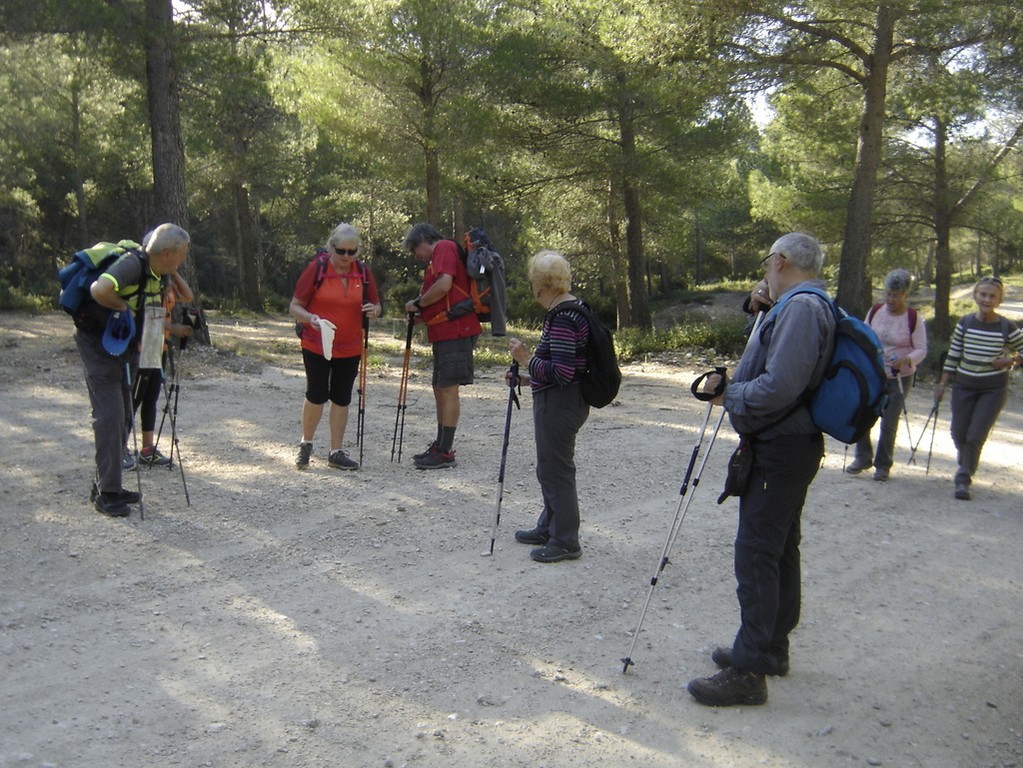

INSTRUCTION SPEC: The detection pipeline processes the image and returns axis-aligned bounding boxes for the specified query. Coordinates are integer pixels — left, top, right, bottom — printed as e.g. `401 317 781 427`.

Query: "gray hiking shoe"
688 666 768 707
296 441 313 469
328 449 359 470
138 447 172 467
123 449 137 471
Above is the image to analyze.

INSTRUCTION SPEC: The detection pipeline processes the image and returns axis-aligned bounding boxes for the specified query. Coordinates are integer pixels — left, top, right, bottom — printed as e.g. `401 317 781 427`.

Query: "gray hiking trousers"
75 330 132 494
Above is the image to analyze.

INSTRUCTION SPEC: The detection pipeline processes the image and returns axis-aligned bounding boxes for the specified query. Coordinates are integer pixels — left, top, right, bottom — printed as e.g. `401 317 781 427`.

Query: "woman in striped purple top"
508 250 591 563
934 276 1023 500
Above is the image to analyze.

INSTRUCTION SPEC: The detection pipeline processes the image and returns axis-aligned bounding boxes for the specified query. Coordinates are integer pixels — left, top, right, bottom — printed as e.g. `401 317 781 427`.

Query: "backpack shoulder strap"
762 286 837 338
357 258 370 304
311 249 330 290
867 303 882 324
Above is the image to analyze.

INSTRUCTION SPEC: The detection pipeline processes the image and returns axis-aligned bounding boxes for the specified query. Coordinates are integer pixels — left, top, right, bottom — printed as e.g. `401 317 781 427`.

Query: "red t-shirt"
419 240 482 343
293 255 379 359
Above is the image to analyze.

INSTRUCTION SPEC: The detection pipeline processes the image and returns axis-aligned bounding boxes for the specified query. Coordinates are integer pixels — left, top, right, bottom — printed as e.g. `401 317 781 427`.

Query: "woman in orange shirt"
290 223 381 470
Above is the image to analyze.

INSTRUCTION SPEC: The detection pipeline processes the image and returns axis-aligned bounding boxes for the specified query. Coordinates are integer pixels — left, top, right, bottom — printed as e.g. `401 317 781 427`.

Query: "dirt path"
1 310 1021 768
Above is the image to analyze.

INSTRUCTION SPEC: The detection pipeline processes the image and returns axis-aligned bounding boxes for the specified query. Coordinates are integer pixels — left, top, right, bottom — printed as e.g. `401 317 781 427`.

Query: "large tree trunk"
618 73 650 329
835 4 894 318
145 0 188 229
144 0 210 342
931 118 953 341
607 180 631 328
233 183 261 311
69 78 89 245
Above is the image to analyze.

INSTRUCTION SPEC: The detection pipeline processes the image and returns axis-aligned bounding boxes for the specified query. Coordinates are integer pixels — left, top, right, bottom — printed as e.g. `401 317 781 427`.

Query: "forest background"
2 0 1023 348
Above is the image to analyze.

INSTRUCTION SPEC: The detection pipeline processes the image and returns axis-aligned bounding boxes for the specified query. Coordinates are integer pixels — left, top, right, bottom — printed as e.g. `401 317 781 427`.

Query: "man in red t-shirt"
403 223 482 469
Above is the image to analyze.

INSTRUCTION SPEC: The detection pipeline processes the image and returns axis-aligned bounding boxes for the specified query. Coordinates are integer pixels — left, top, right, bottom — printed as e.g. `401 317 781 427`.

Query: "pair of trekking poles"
620 309 768 672
891 365 941 473
124 336 191 519
387 311 519 557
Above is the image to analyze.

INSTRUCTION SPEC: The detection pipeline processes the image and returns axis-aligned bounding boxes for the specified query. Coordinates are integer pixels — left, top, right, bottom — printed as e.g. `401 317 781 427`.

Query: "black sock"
439 426 456 452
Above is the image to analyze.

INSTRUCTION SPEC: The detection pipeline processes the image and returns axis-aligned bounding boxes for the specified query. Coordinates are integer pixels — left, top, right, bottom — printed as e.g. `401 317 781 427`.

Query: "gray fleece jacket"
724 279 836 438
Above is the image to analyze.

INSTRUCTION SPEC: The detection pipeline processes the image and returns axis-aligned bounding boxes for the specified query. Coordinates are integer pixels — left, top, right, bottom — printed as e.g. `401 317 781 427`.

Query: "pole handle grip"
691 366 727 402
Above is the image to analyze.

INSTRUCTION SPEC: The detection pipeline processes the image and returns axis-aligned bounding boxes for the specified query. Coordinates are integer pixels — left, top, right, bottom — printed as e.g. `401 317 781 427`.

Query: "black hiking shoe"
529 544 582 563
90 484 142 505
688 666 768 707
515 527 549 545
413 441 440 462
711 646 789 677
328 449 359 470
296 441 313 470
845 460 872 475
954 482 971 500
93 492 131 518
414 446 456 469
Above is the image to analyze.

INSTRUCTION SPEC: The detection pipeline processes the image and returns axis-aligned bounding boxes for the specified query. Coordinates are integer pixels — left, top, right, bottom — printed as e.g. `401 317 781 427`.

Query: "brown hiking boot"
687 666 768 707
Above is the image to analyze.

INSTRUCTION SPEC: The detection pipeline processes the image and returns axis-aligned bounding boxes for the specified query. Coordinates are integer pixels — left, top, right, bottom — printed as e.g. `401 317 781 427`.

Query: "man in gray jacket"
688 232 835 706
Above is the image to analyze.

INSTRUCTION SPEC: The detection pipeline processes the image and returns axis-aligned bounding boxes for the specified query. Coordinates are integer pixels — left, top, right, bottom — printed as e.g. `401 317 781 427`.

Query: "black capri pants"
302 349 360 406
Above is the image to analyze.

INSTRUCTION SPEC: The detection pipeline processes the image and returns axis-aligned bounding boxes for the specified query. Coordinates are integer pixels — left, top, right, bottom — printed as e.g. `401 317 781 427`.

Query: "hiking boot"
530 543 582 563
414 446 456 469
93 492 131 518
413 441 440 462
845 460 872 475
873 468 890 482
115 488 143 504
296 441 313 470
954 482 971 500
328 449 359 470
711 646 789 677
515 527 549 545
687 666 768 707
138 447 172 467
123 449 137 471
91 483 142 506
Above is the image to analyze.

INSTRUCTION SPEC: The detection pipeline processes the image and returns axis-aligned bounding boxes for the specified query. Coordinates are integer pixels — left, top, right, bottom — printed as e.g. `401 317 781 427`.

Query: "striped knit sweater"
528 304 589 393
943 314 1023 388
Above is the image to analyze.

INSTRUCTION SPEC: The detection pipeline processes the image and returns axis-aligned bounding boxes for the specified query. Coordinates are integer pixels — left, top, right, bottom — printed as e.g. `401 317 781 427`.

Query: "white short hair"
769 232 823 273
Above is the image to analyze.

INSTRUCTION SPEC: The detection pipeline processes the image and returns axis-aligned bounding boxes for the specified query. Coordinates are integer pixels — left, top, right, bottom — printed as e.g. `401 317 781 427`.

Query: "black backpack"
551 300 621 408
453 227 508 337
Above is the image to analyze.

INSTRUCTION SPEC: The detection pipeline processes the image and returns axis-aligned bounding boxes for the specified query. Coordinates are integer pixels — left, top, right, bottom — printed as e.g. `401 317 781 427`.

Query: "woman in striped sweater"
934 276 1023 500
508 250 591 563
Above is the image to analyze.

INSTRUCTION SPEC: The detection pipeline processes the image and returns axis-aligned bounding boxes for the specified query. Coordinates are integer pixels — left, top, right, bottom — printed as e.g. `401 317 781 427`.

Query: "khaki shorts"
432 336 477 388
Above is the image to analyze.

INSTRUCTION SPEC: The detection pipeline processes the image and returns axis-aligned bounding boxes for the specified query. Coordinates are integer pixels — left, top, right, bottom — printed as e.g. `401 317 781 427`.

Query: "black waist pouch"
718 435 753 504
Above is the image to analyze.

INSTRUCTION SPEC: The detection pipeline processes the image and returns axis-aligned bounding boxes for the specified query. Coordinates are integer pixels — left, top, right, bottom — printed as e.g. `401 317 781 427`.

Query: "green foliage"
614 316 748 362
1 0 1021 334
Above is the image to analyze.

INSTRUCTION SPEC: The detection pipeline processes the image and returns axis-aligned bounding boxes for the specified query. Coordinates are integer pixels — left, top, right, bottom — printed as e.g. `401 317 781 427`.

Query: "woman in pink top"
846 269 928 481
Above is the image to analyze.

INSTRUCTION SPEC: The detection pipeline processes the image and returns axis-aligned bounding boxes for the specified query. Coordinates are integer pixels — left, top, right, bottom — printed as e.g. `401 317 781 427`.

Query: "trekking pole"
621 366 727 674
893 370 915 453
357 316 369 466
907 400 938 467
162 344 191 505
484 361 520 556
391 312 415 462
925 400 940 475
126 363 145 520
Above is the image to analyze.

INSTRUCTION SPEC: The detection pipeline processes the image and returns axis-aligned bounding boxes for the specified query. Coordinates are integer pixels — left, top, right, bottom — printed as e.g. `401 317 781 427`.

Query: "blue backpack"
58 240 143 315
764 287 888 444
